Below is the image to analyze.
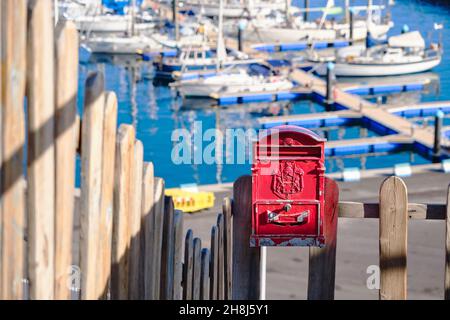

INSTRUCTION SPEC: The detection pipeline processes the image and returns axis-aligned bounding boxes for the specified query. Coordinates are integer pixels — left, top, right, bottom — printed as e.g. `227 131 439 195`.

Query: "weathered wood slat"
209 226 219 300
217 214 225 300
79 72 105 300
379 176 408 300
200 249 210 300
339 202 446 220
27 0 56 300
111 124 135 300
192 238 202 300
308 178 340 300
129 140 144 300
223 198 233 300
232 176 260 300
161 197 175 300
173 211 184 300
96 92 118 299
141 163 155 299
147 178 165 299
183 230 194 300
445 185 450 300
0 0 27 300
54 20 79 300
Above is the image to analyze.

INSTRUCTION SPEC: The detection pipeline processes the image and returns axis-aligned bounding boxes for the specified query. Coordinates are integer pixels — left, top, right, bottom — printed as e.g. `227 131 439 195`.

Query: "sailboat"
171 1 293 98
61 0 157 33
183 0 286 18
243 0 393 43
81 0 162 54
314 31 443 77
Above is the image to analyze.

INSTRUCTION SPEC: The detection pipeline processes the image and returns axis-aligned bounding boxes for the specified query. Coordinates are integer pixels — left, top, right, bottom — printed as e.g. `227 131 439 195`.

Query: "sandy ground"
184 172 450 300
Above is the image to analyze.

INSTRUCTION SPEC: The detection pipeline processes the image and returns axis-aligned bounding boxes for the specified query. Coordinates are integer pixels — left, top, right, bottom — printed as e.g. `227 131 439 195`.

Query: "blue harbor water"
77 0 450 187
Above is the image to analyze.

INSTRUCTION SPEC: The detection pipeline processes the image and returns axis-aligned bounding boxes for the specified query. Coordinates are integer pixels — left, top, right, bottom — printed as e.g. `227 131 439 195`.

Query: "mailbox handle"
267 210 310 225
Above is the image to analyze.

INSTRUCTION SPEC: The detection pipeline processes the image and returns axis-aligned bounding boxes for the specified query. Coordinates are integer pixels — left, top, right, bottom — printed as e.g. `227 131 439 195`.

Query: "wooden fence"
232 175 450 300
0 0 233 301
1 1 449 301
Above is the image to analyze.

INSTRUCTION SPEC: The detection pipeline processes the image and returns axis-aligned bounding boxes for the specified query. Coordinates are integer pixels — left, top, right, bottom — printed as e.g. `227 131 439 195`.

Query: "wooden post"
54 20 79 300
379 176 408 300
111 124 136 300
445 184 450 300
183 230 194 300
173 211 184 300
200 249 211 300
232 176 260 300
223 198 233 300
0 0 27 300
141 162 155 299
217 214 225 300
307 178 340 300
161 197 175 300
192 238 202 300
146 177 165 299
79 72 105 300
96 92 118 299
433 111 444 163
129 140 144 300
27 0 56 300
210 225 219 300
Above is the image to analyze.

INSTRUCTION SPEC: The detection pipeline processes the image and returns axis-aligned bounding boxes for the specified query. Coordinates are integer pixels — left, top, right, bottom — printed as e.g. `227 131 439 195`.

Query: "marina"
2 0 450 302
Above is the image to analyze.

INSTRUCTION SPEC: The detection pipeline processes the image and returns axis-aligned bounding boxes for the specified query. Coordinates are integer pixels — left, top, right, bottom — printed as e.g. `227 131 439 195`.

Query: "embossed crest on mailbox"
251 125 326 247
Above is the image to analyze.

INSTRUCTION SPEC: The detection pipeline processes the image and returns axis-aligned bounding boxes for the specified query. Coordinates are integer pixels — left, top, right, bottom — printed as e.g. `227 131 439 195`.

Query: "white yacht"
314 31 442 77
172 65 294 98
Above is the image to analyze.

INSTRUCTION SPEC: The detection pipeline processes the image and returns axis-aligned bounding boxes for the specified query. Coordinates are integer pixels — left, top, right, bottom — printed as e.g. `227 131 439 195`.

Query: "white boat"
70 14 156 33
243 2 393 43
314 31 442 77
184 0 286 18
172 67 294 98
82 34 162 54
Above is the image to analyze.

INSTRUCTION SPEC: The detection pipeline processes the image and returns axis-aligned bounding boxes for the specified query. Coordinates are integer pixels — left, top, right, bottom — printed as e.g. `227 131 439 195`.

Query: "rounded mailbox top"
260 125 327 144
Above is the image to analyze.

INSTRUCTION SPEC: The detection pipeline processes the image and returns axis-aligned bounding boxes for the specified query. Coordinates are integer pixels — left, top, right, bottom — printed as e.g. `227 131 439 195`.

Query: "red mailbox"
251 125 326 247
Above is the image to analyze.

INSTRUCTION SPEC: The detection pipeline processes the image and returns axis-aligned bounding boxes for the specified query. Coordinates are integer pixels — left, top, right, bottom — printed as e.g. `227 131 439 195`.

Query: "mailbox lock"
267 211 277 222
284 204 292 212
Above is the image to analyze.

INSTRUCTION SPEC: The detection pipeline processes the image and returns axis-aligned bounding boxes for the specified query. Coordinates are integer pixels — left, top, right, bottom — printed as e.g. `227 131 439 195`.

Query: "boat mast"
54 0 59 26
344 0 350 24
285 0 291 27
216 0 226 71
130 0 137 36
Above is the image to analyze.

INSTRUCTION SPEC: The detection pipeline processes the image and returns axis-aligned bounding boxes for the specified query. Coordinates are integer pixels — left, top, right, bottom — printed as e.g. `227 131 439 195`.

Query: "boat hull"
315 56 442 77
177 81 294 98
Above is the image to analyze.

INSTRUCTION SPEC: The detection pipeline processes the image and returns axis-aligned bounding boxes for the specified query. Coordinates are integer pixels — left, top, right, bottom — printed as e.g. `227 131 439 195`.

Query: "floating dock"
251 40 351 53
209 88 311 105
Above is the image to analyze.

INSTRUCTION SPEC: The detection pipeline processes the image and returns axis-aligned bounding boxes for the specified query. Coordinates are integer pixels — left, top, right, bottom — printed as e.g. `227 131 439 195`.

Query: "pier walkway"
290 70 439 153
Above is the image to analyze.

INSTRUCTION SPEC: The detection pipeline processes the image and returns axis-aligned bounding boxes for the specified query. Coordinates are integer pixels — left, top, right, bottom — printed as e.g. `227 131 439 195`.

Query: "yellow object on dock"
165 189 216 213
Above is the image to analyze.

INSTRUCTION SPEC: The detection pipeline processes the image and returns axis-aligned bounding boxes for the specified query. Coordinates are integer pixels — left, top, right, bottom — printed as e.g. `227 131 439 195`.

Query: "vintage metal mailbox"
251 125 326 247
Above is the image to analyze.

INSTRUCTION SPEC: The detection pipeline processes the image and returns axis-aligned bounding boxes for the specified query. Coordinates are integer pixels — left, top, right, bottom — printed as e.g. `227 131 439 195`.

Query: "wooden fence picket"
192 238 202 300
111 124 135 300
200 249 211 300
183 230 194 300
307 178 339 300
379 176 408 300
217 214 225 300
27 0 56 300
129 141 144 300
173 211 184 300
232 176 260 300
96 92 118 299
161 197 175 300
141 163 155 299
148 178 165 299
0 0 28 300
210 226 219 300
54 20 79 300
223 198 233 300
